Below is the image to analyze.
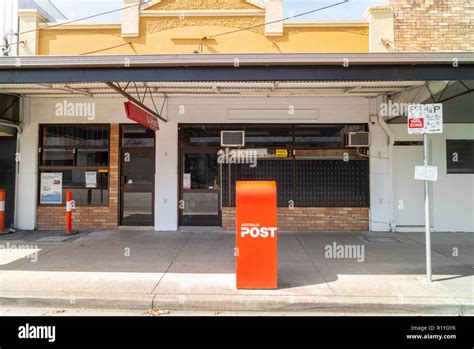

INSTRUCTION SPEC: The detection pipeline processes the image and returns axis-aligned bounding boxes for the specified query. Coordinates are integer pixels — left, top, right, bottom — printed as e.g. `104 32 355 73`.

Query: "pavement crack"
293 232 336 295
151 233 193 296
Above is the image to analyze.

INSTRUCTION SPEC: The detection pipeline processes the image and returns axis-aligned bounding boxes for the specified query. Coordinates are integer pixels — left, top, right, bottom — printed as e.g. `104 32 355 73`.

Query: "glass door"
120 125 155 226
180 150 221 226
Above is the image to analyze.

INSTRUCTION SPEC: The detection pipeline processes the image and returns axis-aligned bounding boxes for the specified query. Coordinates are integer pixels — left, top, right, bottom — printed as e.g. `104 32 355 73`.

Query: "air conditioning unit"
345 132 370 147
221 131 245 147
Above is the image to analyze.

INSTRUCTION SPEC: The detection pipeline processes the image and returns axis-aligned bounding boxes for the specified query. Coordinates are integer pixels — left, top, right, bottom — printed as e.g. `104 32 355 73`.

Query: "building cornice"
140 9 265 17
38 23 121 30
284 21 369 28
18 9 47 22
141 0 265 11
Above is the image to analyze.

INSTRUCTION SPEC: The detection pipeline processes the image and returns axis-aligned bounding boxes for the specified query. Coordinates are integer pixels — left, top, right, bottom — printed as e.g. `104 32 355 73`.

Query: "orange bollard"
66 190 73 234
0 189 5 233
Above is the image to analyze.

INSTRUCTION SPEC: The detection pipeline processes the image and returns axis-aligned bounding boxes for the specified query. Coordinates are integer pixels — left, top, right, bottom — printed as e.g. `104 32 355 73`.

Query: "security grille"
222 159 370 207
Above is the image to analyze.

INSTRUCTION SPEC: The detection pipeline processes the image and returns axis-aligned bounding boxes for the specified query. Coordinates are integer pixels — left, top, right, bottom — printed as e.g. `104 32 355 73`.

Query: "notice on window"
276 149 288 158
40 173 63 204
183 173 191 189
85 171 97 188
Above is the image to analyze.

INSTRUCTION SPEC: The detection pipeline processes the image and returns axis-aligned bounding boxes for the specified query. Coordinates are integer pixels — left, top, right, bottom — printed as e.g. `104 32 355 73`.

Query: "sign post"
423 132 432 283
408 103 443 284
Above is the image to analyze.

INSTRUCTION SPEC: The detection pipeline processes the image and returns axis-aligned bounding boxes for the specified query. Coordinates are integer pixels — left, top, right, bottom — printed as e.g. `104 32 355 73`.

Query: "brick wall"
390 0 474 51
37 124 119 230
222 207 369 232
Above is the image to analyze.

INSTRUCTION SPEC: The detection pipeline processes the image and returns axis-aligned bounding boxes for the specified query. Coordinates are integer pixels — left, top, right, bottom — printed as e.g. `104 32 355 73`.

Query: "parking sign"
408 103 443 134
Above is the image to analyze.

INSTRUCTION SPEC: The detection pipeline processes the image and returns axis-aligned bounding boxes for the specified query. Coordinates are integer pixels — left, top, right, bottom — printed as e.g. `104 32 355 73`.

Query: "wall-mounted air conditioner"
345 132 370 147
221 131 245 147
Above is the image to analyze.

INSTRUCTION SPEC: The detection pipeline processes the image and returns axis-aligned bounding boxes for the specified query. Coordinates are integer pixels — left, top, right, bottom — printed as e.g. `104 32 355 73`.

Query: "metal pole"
423 133 432 283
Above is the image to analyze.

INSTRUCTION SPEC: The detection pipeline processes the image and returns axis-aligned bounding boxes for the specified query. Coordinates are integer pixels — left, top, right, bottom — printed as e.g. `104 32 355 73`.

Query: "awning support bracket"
105 81 167 123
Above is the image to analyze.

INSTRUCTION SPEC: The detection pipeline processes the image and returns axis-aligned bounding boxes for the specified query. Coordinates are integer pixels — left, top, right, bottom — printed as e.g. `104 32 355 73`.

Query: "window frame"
179 123 370 209
37 124 111 207
446 139 474 175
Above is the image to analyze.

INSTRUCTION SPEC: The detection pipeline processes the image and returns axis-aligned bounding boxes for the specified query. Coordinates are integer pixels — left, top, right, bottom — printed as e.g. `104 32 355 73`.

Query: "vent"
345 132 370 147
221 131 245 147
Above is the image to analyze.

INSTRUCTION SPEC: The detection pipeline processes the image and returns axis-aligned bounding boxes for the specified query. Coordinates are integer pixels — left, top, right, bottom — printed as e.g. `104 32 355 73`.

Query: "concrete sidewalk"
0 229 472 315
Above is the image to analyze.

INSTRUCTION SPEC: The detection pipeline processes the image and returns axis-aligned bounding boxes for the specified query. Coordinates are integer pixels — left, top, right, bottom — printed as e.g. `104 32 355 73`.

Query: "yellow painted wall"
37 0 368 55
38 20 368 55
146 0 262 10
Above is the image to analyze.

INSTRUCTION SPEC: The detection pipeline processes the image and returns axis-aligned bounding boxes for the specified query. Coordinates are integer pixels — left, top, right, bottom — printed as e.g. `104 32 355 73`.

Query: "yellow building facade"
20 0 370 56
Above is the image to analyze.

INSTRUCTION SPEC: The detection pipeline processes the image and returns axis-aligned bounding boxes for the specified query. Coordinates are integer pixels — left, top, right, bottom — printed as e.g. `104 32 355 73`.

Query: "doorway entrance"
120 125 155 226
179 150 221 226
0 134 16 229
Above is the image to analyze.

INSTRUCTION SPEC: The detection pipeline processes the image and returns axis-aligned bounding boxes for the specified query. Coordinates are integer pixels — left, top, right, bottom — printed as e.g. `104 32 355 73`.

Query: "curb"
151 294 472 315
0 292 472 315
0 292 154 311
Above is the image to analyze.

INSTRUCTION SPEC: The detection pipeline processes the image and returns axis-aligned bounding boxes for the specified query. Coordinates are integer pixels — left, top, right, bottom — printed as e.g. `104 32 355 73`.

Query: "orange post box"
236 181 277 289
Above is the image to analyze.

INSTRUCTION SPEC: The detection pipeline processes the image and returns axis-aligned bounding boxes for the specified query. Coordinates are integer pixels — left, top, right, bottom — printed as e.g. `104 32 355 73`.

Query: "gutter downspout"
0 119 22 231
377 96 395 232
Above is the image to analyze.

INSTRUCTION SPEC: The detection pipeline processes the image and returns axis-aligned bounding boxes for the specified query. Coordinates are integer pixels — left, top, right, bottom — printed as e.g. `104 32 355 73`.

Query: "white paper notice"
183 173 191 189
85 172 97 188
414 165 438 181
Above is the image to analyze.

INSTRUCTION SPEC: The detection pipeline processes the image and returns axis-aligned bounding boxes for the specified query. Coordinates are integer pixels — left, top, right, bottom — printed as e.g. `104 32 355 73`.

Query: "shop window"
446 140 474 174
180 125 221 147
294 125 366 149
39 125 110 205
122 124 155 147
243 126 293 148
181 124 370 208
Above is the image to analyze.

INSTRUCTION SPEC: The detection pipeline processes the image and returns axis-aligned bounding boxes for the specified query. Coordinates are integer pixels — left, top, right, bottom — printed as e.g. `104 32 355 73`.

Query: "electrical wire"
80 42 133 55
356 147 389 160
0 0 146 48
192 0 350 53
207 0 350 39
3 0 351 54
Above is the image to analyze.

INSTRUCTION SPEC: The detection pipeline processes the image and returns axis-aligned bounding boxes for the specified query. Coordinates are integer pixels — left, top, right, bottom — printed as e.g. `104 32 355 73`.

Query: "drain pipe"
377 96 396 232
0 120 23 231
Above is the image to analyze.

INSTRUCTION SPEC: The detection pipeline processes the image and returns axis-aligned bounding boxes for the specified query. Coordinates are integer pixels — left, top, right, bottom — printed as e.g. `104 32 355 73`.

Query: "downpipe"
376 98 396 232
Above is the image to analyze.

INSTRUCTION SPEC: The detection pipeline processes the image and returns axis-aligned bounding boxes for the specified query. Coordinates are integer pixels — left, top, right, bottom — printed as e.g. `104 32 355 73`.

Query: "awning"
0 52 473 84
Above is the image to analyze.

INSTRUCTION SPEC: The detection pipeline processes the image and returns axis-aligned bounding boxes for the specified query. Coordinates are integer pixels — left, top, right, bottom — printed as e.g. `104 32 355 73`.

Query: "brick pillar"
108 124 120 225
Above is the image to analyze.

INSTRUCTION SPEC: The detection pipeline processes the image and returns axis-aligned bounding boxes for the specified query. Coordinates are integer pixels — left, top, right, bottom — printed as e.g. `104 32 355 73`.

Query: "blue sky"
50 0 387 22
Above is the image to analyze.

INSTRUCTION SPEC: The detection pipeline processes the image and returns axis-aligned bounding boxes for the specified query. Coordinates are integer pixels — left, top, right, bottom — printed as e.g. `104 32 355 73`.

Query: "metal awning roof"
0 80 428 98
0 52 473 84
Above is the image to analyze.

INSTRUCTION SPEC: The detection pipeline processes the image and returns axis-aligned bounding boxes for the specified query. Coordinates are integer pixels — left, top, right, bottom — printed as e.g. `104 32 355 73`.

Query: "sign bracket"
105 81 167 123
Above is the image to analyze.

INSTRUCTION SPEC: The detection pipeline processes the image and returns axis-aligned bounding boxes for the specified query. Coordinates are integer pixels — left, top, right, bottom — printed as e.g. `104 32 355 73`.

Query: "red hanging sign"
124 101 160 131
